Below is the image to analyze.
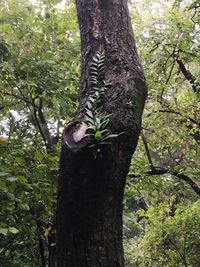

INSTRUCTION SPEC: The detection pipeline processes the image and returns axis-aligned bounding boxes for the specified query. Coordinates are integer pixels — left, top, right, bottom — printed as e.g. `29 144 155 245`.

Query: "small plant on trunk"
85 50 119 157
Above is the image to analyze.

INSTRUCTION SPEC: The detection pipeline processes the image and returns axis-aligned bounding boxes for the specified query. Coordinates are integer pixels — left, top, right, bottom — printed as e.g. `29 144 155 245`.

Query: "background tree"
0 0 80 266
124 0 200 266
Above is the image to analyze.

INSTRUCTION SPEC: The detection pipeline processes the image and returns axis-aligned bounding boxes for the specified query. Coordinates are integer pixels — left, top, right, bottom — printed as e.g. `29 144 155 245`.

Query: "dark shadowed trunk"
56 0 147 266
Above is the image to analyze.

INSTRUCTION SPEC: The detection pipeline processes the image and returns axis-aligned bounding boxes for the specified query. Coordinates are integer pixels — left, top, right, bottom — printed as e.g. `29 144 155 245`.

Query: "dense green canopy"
0 0 199 266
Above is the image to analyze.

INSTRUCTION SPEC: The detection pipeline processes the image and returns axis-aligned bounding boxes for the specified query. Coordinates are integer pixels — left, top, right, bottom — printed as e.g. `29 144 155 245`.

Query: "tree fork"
56 1 147 266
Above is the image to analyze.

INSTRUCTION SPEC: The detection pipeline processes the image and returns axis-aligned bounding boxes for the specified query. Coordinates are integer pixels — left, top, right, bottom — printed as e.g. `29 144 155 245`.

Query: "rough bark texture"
56 0 147 266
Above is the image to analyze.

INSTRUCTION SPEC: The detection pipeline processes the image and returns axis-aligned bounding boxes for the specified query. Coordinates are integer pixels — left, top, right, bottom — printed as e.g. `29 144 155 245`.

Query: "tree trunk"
56 0 147 266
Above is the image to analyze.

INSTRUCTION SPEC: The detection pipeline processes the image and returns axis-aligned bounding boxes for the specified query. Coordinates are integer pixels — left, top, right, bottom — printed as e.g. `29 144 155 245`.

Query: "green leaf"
9 227 19 234
0 228 8 236
7 176 18 182
0 172 9 177
86 110 94 118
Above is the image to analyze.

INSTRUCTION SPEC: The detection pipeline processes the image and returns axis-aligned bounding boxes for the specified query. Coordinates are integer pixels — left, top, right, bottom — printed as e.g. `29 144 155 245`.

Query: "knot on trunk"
63 121 89 152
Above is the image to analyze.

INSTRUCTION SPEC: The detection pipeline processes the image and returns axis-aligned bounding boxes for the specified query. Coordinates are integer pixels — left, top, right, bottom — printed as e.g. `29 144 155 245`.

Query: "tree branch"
147 109 200 127
171 170 200 196
37 97 53 149
174 54 199 93
146 109 200 143
141 132 154 169
32 97 49 150
2 91 32 105
32 97 58 150
129 167 200 197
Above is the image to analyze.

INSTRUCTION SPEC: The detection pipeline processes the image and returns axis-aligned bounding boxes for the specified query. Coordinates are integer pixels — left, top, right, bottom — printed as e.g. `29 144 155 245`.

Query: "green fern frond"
84 49 120 156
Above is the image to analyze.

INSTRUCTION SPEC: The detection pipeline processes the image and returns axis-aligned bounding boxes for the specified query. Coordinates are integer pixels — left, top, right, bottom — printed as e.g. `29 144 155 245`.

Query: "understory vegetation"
0 0 199 266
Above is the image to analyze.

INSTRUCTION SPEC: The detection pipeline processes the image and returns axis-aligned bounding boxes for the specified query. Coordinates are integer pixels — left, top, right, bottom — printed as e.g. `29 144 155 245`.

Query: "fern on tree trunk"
55 0 147 266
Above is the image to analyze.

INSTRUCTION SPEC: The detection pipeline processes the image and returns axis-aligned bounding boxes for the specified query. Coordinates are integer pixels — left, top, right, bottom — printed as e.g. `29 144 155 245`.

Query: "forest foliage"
0 0 199 266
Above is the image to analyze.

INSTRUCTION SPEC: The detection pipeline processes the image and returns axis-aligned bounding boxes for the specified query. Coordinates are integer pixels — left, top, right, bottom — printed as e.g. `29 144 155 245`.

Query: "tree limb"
146 109 200 143
32 97 49 150
32 96 58 150
141 132 154 169
147 109 200 127
129 167 200 197
174 54 199 93
171 170 200 196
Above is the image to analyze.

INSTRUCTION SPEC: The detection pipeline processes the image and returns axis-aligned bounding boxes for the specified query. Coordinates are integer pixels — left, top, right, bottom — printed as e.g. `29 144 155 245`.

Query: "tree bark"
56 1 147 266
